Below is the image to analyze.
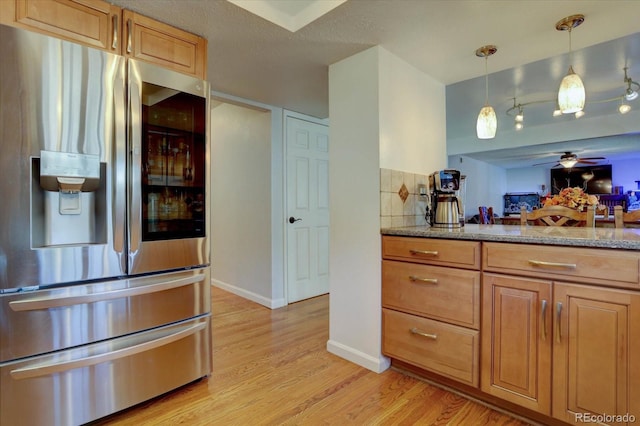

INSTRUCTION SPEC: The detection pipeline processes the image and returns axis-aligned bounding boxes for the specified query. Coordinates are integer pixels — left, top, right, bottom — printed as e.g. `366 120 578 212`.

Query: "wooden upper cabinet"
122 10 207 79
9 0 121 53
3 1 208 79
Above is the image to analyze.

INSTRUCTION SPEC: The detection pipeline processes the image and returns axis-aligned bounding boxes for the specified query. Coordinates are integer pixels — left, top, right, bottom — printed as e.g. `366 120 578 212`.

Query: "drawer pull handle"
528 260 577 269
127 18 132 53
409 276 438 284
111 14 118 50
409 249 438 256
410 327 437 340
541 299 548 341
556 302 563 343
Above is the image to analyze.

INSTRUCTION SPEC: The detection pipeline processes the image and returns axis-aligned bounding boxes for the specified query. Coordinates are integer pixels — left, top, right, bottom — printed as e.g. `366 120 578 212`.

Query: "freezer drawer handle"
9 274 205 312
10 321 207 380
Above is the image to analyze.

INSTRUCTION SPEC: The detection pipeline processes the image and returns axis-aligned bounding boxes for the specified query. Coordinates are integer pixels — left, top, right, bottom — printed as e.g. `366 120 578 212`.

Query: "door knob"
288 217 302 224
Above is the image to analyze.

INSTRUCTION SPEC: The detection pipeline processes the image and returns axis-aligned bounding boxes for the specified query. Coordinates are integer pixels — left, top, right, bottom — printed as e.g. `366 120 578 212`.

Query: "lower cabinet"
383 236 640 426
481 273 552 414
381 237 481 388
552 283 640 425
482 273 640 425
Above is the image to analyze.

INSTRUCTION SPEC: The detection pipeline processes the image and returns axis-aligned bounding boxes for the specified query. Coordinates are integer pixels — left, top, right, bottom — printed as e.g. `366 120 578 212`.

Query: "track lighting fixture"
623 67 639 101
506 66 637 130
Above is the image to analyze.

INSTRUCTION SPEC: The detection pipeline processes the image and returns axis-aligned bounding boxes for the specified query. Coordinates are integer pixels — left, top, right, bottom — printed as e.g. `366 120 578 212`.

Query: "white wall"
505 167 548 194
448 155 507 219
210 102 280 306
328 46 447 373
328 46 385 372
378 48 447 174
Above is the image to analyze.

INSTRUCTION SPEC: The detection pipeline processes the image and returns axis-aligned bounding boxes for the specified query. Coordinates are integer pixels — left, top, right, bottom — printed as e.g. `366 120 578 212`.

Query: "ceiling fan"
533 152 606 168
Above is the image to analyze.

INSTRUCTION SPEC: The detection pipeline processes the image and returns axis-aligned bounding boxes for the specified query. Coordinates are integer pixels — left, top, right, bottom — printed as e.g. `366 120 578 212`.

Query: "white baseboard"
211 278 287 309
326 339 391 373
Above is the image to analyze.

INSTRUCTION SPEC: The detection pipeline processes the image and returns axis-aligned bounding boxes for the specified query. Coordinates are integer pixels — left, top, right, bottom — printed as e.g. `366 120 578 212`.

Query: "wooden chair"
478 206 495 224
613 206 640 228
596 205 609 220
520 205 596 227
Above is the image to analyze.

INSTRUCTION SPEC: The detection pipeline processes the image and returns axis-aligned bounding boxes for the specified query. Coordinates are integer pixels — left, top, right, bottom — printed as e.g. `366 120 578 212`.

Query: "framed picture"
503 193 541 216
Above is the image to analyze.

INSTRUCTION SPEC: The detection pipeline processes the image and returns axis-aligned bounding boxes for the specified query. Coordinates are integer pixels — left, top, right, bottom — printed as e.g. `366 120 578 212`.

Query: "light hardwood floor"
91 287 532 425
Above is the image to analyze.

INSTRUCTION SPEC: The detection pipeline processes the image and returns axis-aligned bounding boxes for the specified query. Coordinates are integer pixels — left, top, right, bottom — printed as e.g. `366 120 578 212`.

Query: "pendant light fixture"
476 45 497 139
556 14 586 114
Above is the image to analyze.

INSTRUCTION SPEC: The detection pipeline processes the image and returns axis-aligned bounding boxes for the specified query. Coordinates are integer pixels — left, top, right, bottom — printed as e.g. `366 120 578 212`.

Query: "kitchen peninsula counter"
381 224 640 425
381 223 640 250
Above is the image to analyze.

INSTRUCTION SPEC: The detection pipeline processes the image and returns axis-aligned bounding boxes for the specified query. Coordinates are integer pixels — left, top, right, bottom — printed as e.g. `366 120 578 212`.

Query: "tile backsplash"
380 168 429 228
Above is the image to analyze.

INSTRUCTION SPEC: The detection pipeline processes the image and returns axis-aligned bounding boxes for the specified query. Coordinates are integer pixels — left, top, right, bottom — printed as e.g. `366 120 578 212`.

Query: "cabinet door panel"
123 10 207 79
481 273 552 414
553 283 640 424
14 0 120 52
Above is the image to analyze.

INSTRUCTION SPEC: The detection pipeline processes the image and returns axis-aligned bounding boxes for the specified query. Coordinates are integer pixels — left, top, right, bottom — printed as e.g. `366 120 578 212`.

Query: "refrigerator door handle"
9 274 205 312
113 58 127 256
128 69 142 257
9 321 207 380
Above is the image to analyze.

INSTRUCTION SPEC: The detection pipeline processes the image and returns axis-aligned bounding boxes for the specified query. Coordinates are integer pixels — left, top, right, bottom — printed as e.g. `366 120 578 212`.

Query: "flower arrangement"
543 187 600 210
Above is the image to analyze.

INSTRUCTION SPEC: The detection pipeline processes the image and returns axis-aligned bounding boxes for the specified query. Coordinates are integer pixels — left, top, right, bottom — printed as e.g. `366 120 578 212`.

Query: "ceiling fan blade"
578 156 606 160
532 160 559 167
577 160 598 165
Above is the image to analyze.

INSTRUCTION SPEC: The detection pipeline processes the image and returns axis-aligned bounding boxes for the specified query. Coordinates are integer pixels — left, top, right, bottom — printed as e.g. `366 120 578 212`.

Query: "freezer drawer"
0 315 211 426
0 268 210 363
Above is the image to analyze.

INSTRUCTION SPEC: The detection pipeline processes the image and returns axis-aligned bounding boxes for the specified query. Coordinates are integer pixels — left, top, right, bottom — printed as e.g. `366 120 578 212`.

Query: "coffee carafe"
429 169 463 228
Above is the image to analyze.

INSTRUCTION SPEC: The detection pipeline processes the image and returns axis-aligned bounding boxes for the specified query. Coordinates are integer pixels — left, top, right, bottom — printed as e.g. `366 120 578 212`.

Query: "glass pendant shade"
558 66 585 113
476 104 497 139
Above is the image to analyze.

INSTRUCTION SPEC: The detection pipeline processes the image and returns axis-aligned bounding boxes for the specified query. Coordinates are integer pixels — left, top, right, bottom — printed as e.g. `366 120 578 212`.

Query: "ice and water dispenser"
32 150 106 247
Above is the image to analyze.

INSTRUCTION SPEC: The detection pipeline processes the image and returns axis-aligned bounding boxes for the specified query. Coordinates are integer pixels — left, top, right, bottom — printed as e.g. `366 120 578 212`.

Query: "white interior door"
286 116 329 303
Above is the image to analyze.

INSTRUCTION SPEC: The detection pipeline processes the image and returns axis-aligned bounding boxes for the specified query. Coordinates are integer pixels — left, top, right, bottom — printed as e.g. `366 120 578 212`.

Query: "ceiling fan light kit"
501 14 638 132
476 45 498 139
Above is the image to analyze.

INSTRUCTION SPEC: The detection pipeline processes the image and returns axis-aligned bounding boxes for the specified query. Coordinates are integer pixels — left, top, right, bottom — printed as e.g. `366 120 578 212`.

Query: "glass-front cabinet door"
141 83 206 241
128 58 209 275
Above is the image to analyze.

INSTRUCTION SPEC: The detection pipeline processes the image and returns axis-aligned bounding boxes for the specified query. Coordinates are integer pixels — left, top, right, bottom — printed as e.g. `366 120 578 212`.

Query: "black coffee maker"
429 169 463 228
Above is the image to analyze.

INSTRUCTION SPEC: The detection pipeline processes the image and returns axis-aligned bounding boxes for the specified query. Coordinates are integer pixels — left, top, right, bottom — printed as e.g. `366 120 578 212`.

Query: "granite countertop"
381 224 640 250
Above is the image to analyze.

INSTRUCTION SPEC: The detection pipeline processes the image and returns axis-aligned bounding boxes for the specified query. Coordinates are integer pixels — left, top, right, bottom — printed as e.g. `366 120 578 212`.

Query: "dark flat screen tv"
550 165 612 195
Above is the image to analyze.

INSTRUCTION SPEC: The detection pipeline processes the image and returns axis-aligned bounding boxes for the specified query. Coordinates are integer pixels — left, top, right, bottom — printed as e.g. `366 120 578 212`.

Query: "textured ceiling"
109 0 640 167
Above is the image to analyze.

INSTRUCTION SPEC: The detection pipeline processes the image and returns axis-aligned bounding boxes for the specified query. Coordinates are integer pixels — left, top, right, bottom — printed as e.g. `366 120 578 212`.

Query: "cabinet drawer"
382 308 479 387
483 242 640 289
382 236 480 269
382 260 480 329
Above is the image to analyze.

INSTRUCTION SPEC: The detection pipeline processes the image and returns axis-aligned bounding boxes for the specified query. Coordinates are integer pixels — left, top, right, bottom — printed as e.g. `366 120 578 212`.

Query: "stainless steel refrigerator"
0 24 211 425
